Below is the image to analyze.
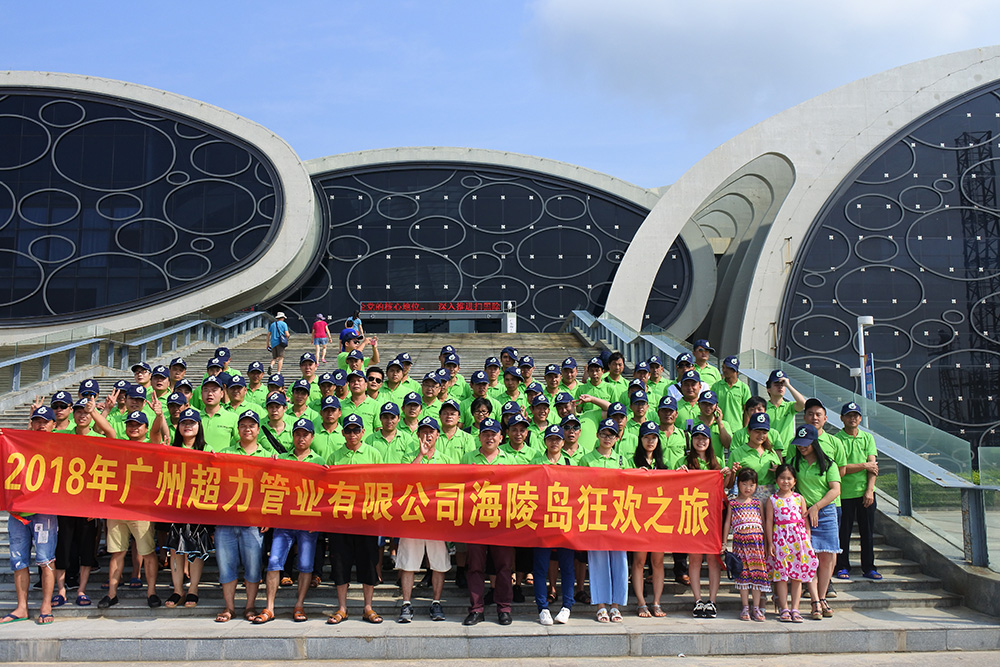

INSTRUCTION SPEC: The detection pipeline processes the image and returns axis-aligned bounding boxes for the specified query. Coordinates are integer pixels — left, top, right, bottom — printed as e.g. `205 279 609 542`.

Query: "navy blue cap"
214 347 231 361
440 345 456 356
346 350 364 361
114 379 131 391
749 412 771 430
587 356 604 369
436 367 451 382
791 423 819 446
321 395 342 410
340 327 360 342
501 400 521 415
544 364 560 376
560 414 581 426
518 355 534 368
151 365 169 378
767 369 787 385
658 395 678 412
526 381 545 394
125 410 149 426
387 357 404 370
292 417 315 433
628 378 647 391
690 422 711 438
202 375 225 388
554 392 574 405
680 369 701 384
647 355 663 367
693 339 716 354
267 373 285 387
444 353 461 366
479 418 501 433
265 391 287 406
698 390 718 405
228 374 247 388
131 361 151 373
607 402 627 417
318 372 335 385
380 401 400 416
544 424 565 440
675 352 694 367
167 392 187 406
484 356 501 369
470 370 488 384
440 398 461 413
531 394 550 407
79 379 100 396
170 357 188 369
292 378 311 392
403 392 422 406
206 357 223 370
51 390 72 406
630 390 649 404
346 369 366 381
179 408 201 423
422 371 441 383
342 413 364 429
173 379 194 391
598 418 619 434
247 361 265 373
503 367 522 379
238 409 259 424
417 416 440 431
507 413 529 427
723 355 740 371
841 401 862 417
330 369 347 386
126 385 147 400
31 406 55 421
396 352 413 364
639 421 659 437
634 361 651 373
561 356 577 370
216 371 232 387
72 397 90 409
501 346 519 359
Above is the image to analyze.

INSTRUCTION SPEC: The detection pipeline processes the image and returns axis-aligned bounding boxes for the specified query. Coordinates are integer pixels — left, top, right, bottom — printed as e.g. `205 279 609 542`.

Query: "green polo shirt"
834 429 877 499
576 380 613 414
460 448 510 465
246 384 269 407
310 424 345 460
419 398 442 422
257 420 292 455
201 408 239 453
766 400 799 448
449 375 471 403
730 427 786 456
578 448 625 469
531 451 573 465
224 400 266 423
279 450 327 465
287 405 320 424
337 351 370 371
367 429 416 464
676 400 700 430
711 379 751 427
694 363 722 388
729 442 783 486
658 427 688 465
645 378 668 400
602 375 629 401
55 427 104 438
340 396 380 433
437 428 477 459
562 445 586 465
377 383 410 409
499 443 535 464
415 448 459 465
790 455 842 507
223 442 271 458
692 418 732 460
328 443 384 465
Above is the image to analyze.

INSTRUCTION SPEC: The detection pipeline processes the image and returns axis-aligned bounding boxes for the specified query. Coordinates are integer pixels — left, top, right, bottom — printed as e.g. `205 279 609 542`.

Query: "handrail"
569 310 994 567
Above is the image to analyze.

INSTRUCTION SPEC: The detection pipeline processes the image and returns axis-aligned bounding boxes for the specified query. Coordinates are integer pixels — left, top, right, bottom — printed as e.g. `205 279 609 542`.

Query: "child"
678 422 733 618
722 468 770 621
765 464 818 623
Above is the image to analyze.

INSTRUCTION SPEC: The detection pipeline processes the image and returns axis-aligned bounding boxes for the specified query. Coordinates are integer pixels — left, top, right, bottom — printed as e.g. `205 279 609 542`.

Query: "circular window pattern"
0 115 50 170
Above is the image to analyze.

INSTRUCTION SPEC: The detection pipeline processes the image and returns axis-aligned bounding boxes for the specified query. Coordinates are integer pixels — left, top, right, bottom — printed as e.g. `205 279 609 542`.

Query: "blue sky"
3 1 996 188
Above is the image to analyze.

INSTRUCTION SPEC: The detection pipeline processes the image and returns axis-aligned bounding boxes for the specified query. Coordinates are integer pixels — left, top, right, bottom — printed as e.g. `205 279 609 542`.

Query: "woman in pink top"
312 315 330 363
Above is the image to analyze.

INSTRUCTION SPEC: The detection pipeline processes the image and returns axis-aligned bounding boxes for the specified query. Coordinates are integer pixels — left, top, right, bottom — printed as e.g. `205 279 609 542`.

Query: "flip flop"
36 614 54 625
127 578 143 589
75 594 92 606
50 595 66 607
0 613 29 624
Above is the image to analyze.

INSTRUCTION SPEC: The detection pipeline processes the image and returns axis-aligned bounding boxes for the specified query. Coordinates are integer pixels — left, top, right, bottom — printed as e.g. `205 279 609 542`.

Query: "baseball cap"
554 392 574 405
238 409 259 424
587 356 604 369
639 421 659 437
346 369 366 381
417 416 440 432
630 390 649 405
321 395 342 410
470 370 488 384
318 372 334 386
634 361 651 373
51 390 72 407
126 385 147 400
561 357 577 370
346 350 364 361
479 418 501 433
386 357 404 370
507 413 529 428
723 356 740 371
791 423 819 446
113 379 131 391
202 375 225 389
125 411 148 426
79 379 100 396
647 355 663 367
544 424 564 440
690 422 711 438
526 381 545 394
518 355 534 368
422 371 442 383
767 370 787 385
531 394 550 407
265 392 287 406
330 369 347 386
267 373 285 387
214 347 231 361
300 352 317 364
167 392 188 406
31 406 55 421
748 412 771 431
598 418 619 435
248 361 265 373
544 364 560 376
607 402 628 417
501 346 519 360
841 402 862 417
292 378 311 392
445 353 461 366
804 398 826 412
675 352 694 367
72 397 90 410
131 361 151 373
693 339 716 354
179 408 201 423
151 365 169 378
440 398 461 413
173 379 194 392
440 345 456 356
380 401 400 416
342 414 364 430
484 356 501 369
169 357 188 369
292 418 315 433
680 369 701 384
396 352 413 364
503 367 522 380
560 414 581 427
339 328 360 342
658 395 678 412
501 401 521 415
228 374 247 388
403 392 422 406
698 390 718 405
206 357 223 370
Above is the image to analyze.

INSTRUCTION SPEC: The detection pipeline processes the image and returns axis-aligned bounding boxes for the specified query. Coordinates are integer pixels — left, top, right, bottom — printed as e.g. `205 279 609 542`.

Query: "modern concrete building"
3 46 1000 453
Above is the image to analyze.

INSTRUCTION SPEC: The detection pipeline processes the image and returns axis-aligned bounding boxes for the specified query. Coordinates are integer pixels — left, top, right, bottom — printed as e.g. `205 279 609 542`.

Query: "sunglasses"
343 427 362 434
366 377 383 384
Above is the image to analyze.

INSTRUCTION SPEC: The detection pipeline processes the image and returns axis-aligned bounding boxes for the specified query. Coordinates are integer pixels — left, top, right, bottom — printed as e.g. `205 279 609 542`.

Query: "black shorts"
329 533 380 586
55 516 99 570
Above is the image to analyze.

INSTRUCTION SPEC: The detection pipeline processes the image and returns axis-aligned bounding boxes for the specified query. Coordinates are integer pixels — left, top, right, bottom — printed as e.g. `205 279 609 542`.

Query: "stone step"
0 605 995 662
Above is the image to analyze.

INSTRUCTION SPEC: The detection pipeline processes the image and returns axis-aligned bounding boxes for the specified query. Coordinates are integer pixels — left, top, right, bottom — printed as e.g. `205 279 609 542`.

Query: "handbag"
723 550 743 580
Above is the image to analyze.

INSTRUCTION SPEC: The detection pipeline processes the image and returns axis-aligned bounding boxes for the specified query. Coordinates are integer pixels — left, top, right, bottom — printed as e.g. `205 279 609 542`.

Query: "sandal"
609 607 623 623
50 595 66 608
164 593 182 608
790 610 803 623
820 599 833 617
75 594 92 607
863 570 883 580
0 613 29 624
362 608 383 624
215 609 234 623
183 594 199 608
636 604 651 618
293 607 307 622
326 610 348 625
252 608 275 624
243 608 258 622
652 604 666 617
127 577 143 589
752 606 765 622
596 608 610 623
810 601 823 621
36 614 54 625
834 568 850 580
310 576 321 589
739 605 751 621
778 608 792 622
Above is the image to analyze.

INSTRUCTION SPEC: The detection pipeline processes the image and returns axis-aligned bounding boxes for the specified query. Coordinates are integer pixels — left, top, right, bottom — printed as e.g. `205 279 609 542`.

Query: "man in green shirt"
676 369 702 430
711 356 751 431
436 399 475 459
341 370 380 433
245 361 268 406
765 369 807 447
645 356 668 400
834 402 880 581
484 356 503 400
518 355 536 389
602 352 629 400
692 339 722 388
694 389 732 460
558 357 581 395
311 395 345 461
366 402 414 463
542 364 562 405
655 396 688 468
501 413 535 463
444 353 470 403
527 395 552 443
199 376 239 453
578 357 613 415
397 416 453 624
417 372 443 422
260 392 293 454
288 379 320 423
225 374 266 423
150 366 172 401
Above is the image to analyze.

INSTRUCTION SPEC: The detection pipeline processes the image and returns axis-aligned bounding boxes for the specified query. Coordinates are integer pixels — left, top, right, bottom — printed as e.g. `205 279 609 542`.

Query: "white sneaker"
538 609 554 626
554 607 571 624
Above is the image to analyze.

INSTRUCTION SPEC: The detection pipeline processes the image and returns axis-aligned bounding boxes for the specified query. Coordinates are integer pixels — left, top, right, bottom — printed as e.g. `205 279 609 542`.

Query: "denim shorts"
215 525 264 584
810 504 842 553
314 337 328 345
9 513 58 571
267 529 318 574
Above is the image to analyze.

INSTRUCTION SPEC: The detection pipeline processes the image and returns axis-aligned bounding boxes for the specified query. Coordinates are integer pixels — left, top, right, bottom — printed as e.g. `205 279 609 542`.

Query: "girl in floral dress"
722 468 770 621
765 464 818 623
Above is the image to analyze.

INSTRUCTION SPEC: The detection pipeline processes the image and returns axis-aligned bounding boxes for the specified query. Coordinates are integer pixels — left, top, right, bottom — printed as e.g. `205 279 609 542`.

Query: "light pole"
856 315 875 427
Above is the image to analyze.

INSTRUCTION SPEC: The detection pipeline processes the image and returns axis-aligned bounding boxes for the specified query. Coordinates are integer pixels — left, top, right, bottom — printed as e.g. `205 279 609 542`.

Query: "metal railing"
0 312 271 393
570 310 998 568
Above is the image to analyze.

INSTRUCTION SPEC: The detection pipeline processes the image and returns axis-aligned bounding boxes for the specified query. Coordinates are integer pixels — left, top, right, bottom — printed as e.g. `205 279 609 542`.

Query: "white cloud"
528 0 995 131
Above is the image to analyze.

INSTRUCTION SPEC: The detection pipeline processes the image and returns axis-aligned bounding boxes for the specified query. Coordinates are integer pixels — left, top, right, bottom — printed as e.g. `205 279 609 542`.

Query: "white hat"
275 311 286 319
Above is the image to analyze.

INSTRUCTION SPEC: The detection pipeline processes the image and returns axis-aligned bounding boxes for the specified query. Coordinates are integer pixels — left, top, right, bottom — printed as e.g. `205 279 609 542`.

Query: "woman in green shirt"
730 412 782 502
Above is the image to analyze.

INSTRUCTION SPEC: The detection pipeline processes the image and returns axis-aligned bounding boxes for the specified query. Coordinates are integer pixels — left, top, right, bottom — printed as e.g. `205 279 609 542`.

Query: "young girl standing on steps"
765 464 818 623
722 468 770 621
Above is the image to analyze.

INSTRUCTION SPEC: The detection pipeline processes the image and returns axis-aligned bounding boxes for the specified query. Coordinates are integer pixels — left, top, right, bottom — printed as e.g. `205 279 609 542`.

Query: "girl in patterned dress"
722 468 770 621
765 464 818 623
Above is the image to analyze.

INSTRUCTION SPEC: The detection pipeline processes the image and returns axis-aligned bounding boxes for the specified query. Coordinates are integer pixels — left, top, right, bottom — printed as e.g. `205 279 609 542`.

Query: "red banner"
0 430 723 552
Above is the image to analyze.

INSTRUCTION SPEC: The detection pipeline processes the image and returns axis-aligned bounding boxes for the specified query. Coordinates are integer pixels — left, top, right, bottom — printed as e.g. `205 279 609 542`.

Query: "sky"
2 1 997 188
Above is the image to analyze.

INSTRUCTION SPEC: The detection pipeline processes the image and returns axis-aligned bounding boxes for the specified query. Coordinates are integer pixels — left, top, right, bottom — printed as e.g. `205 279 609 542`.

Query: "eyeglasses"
343 427 362 434
366 377 383 384
563 424 581 431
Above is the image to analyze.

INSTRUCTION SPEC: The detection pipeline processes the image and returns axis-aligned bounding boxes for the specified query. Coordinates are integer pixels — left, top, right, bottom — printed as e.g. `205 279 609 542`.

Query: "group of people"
4 331 879 628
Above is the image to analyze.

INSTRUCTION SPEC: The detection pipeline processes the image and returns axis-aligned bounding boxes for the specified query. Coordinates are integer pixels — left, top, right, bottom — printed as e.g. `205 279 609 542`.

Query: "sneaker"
429 601 446 621
554 606 571 624
512 584 525 603
538 608 554 626
703 601 717 618
826 584 837 599
692 600 705 618
397 602 413 623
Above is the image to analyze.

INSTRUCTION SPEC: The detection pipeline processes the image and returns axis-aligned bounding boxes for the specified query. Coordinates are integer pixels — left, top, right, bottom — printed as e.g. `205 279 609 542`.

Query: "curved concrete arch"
0 70 319 342
605 46 1000 352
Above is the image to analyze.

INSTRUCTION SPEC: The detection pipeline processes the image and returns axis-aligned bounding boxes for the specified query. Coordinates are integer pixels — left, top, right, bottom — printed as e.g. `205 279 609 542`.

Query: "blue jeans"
267 529 318 574
533 547 575 611
9 514 57 571
215 525 263 584
588 550 628 605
